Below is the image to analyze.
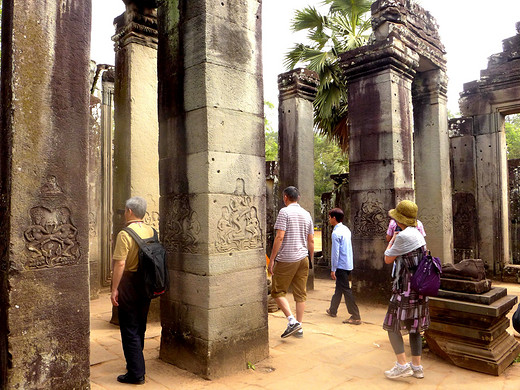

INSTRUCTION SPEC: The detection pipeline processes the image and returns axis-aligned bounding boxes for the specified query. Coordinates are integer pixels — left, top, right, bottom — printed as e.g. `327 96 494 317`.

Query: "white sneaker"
384 362 413 379
410 363 424 379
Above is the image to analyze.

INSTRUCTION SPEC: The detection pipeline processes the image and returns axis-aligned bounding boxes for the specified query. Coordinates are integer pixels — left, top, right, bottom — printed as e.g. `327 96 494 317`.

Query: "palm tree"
284 0 373 151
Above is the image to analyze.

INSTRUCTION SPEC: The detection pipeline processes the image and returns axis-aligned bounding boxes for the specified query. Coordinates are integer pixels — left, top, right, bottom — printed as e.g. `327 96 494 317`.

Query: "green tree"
264 101 278 161
506 114 520 159
313 133 348 218
285 0 373 150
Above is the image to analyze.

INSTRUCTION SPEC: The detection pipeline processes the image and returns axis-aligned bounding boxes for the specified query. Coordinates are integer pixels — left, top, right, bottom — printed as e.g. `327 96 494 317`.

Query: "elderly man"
111 196 154 385
268 186 314 339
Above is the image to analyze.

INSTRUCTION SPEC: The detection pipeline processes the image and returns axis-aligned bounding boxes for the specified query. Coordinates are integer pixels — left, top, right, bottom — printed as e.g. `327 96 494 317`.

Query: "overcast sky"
91 0 520 117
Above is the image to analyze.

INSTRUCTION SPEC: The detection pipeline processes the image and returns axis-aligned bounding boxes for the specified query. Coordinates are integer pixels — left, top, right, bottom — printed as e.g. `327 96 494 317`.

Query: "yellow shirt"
113 221 154 272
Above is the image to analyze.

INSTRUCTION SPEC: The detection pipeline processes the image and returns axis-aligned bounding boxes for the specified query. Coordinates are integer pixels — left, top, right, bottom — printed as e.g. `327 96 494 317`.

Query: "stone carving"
162 194 200 254
24 206 80 269
353 191 387 237
452 193 477 249
144 210 160 231
41 175 63 195
215 179 263 253
88 211 97 237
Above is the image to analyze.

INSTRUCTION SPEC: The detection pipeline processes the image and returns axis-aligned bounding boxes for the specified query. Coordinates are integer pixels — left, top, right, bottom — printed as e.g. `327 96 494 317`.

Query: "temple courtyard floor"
90 278 520 389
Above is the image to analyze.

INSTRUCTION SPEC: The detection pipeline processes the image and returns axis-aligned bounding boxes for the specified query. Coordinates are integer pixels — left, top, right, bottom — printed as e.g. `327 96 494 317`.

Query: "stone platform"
426 287 520 375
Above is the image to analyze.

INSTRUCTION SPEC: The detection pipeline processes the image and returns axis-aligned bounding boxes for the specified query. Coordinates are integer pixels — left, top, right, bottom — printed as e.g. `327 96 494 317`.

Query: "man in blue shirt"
325 208 361 325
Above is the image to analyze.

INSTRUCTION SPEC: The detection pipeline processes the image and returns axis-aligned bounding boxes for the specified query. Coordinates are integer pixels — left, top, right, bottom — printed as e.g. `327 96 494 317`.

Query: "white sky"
91 0 520 118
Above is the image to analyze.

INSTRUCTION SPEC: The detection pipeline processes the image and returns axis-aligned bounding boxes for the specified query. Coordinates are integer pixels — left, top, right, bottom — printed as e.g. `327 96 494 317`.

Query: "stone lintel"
113 8 158 50
277 68 319 102
371 0 444 52
340 38 418 81
370 0 446 71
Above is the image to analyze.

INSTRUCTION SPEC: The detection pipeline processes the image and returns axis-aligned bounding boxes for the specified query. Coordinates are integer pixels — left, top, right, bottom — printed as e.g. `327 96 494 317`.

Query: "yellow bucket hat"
389 200 418 227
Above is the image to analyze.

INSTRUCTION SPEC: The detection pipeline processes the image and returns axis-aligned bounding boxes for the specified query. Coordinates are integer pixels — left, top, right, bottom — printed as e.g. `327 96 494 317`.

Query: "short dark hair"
283 186 300 202
329 208 344 223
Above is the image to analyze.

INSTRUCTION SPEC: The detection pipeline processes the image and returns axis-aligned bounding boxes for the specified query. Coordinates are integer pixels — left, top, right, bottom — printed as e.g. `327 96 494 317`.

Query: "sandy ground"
90 279 520 389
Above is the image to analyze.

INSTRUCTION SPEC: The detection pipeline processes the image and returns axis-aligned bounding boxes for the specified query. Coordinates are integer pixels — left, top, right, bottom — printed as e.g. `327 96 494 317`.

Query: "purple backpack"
411 251 442 296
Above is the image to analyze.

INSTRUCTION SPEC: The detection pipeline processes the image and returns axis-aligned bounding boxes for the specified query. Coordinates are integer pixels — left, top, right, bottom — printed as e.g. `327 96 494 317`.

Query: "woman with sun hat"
382 200 429 380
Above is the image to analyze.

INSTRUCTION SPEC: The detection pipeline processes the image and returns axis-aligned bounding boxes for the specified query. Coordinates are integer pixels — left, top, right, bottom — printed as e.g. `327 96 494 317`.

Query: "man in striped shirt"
268 186 314 338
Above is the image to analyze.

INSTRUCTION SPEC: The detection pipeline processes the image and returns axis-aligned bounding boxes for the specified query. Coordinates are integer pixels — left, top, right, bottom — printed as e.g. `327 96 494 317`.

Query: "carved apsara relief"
23 176 81 269
162 194 200 254
144 210 160 232
215 179 263 253
353 191 387 237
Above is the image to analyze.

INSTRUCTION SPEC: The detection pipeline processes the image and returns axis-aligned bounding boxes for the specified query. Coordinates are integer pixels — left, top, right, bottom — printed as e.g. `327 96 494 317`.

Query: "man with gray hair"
111 196 154 385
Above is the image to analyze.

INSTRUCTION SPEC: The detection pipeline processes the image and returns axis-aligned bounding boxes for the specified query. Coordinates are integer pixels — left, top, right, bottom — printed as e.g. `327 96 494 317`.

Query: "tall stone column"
277 68 318 289
113 0 160 234
474 113 509 274
341 41 419 302
157 1 268 378
413 69 453 263
0 1 91 388
277 68 318 219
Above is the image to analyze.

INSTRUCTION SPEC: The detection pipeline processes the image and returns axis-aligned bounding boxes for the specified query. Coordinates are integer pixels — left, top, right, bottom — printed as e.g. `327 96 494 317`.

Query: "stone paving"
90 279 520 389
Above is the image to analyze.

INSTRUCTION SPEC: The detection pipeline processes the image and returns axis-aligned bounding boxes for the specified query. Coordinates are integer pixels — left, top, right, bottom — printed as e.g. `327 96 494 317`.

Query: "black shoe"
281 322 302 338
326 309 337 318
117 373 145 385
293 329 304 338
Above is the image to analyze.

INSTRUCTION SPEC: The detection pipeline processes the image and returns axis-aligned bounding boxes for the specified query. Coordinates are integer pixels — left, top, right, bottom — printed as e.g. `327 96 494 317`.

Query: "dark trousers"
118 271 151 379
328 269 361 320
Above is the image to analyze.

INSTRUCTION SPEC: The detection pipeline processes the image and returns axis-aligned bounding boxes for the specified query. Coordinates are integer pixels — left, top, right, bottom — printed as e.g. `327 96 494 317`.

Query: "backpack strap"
122 226 159 248
122 226 146 249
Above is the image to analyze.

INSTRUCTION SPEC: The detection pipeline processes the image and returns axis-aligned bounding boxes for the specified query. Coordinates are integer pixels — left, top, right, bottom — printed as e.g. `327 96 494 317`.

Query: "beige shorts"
271 257 309 302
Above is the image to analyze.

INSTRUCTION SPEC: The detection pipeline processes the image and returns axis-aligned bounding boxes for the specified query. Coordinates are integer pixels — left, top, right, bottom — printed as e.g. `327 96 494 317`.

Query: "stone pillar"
112 0 160 234
449 117 479 263
277 68 318 219
157 1 268 378
89 62 103 300
0 1 91 388
341 40 418 302
413 69 453 263
474 113 509 274
100 68 115 286
265 161 279 258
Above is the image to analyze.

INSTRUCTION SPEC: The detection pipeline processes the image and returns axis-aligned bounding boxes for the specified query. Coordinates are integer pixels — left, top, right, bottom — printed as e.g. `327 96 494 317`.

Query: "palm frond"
283 43 312 69
291 7 326 32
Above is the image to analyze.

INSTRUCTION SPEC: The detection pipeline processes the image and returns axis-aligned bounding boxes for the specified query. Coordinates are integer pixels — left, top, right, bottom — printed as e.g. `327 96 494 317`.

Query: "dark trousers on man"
328 268 360 319
118 271 151 379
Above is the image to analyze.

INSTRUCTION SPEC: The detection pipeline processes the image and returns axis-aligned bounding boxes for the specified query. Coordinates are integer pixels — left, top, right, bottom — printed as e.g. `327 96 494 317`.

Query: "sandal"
343 317 362 325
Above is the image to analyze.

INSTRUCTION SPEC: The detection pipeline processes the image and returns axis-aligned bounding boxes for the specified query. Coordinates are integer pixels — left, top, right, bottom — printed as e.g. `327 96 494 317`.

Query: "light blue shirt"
331 223 353 272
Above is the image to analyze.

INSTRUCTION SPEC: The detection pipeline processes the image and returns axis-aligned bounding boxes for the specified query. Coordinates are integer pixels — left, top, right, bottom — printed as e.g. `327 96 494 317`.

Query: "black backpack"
123 227 169 299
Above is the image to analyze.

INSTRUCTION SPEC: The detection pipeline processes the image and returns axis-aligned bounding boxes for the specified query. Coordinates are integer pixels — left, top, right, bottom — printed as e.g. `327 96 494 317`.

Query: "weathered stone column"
113 0 160 234
341 42 418 302
0 1 91 388
277 68 318 219
157 1 268 378
449 117 479 263
413 69 454 263
100 68 115 287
